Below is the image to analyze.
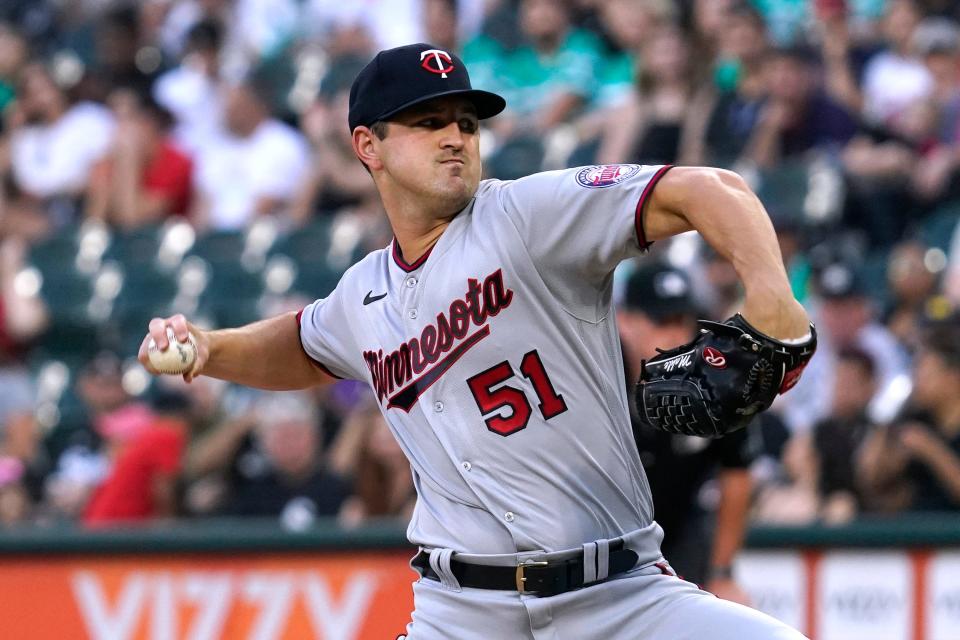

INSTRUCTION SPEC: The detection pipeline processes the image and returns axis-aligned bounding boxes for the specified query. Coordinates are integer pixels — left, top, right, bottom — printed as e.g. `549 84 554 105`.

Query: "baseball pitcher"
141 44 815 639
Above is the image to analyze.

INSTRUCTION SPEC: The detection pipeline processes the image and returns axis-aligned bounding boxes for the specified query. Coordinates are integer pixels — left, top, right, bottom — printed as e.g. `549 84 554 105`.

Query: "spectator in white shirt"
153 19 226 154
861 0 933 127
192 74 309 230
778 262 911 433
3 62 113 240
303 0 485 52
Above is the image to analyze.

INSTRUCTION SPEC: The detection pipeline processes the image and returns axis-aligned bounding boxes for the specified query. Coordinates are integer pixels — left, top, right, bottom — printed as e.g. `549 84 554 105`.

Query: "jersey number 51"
467 349 568 436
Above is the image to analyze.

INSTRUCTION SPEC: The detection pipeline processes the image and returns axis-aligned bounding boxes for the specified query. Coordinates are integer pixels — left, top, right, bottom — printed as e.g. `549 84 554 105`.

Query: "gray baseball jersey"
299 163 670 554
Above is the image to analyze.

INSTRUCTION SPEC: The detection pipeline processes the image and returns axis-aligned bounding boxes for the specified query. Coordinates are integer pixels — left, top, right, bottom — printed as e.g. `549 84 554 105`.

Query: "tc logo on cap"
420 49 454 78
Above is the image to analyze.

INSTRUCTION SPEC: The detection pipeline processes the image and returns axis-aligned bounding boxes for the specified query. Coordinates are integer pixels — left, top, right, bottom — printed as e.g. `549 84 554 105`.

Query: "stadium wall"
1 518 959 639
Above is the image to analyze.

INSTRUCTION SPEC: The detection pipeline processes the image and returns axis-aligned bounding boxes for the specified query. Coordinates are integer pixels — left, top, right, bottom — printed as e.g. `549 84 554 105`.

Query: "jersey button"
504 512 515 523
433 401 444 413
405 277 417 288
461 461 472 471
408 309 418 320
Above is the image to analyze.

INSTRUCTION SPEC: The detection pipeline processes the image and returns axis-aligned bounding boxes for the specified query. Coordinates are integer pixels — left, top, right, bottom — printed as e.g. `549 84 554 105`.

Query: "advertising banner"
5 546 959 639
735 551 806 633
0 551 416 640
816 551 912 640
928 551 960 640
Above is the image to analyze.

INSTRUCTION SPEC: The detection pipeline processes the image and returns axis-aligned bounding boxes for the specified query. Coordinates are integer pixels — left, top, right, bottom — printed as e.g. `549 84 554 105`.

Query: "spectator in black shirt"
776 347 877 524
858 320 960 512
744 46 858 170
686 3 770 168
223 392 350 527
618 261 755 604
813 348 877 514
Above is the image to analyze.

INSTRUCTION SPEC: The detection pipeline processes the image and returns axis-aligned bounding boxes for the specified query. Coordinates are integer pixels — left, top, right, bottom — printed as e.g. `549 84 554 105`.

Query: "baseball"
147 327 198 375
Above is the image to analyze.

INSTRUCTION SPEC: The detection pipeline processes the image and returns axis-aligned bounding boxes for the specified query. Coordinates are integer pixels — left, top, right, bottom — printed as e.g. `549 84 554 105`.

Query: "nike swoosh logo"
363 291 388 305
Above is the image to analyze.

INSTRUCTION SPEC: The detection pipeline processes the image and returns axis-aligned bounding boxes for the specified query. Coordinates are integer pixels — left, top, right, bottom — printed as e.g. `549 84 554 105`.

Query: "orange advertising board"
0 551 416 639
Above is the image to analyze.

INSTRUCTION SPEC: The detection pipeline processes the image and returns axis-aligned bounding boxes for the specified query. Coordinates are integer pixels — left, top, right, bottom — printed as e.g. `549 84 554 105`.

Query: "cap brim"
644 303 698 322
622 296 698 320
374 88 506 125
821 289 866 300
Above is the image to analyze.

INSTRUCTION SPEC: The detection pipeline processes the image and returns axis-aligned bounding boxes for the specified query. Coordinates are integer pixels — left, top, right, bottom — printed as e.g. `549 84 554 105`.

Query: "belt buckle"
515 560 549 593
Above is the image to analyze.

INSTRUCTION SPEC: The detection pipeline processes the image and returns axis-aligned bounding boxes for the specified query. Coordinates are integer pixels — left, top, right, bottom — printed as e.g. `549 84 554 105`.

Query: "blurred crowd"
0 0 959 531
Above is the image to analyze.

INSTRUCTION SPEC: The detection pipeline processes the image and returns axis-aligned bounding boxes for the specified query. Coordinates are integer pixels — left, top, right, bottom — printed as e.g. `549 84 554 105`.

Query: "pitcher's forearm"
204 312 334 390
646 167 806 337
685 171 789 292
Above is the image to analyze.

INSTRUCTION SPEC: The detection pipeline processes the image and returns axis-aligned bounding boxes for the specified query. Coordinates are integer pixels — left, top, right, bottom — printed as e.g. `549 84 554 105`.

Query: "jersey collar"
389 199 475 273
391 237 435 272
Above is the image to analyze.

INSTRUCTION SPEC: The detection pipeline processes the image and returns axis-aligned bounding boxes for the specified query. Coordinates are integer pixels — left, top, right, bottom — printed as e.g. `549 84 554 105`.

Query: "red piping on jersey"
634 165 674 251
295 308 343 379
392 238 434 272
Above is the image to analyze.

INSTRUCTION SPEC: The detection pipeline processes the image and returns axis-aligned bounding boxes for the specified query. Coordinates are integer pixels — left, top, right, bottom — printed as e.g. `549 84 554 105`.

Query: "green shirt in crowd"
463 29 608 116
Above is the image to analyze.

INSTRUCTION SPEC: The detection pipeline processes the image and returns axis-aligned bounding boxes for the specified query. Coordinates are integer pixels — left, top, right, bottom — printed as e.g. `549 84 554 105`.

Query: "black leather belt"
412 540 639 596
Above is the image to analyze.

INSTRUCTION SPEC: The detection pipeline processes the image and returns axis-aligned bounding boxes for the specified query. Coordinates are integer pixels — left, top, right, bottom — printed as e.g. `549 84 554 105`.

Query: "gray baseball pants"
403 525 807 640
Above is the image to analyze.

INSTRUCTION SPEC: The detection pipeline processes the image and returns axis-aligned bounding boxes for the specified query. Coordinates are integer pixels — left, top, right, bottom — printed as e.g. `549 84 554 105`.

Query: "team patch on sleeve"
575 164 642 188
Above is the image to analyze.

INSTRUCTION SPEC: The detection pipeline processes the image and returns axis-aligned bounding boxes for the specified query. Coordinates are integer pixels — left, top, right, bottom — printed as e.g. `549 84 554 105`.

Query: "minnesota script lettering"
364 269 514 411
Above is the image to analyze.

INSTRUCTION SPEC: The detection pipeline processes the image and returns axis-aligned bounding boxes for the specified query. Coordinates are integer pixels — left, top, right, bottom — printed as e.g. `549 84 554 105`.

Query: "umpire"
618 261 755 604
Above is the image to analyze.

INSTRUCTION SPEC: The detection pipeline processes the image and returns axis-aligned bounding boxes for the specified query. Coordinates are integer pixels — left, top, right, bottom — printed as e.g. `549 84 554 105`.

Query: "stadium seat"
920 202 960 252
269 220 342 298
203 260 264 301
38 270 94 310
102 224 164 269
186 230 266 320
211 296 263 328
293 264 341 299
112 300 177 356
190 229 246 265
33 313 102 369
31 234 100 362
755 162 810 226
116 265 178 308
485 135 545 180
40 385 96 466
29 229 79 271
862 249 892 309
270 219 333 263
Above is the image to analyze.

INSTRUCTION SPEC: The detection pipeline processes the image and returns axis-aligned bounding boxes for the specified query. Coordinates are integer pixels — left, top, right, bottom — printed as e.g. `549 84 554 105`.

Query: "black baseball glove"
636 313 817 437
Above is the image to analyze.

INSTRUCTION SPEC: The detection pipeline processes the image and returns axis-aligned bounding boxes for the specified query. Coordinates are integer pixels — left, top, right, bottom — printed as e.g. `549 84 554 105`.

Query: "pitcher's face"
369 96 482 215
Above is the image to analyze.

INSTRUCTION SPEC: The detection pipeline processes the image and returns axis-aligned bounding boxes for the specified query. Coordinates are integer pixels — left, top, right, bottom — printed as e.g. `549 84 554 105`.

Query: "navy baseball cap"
348 43 506 131
623 262 699 321
816 262 867 299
